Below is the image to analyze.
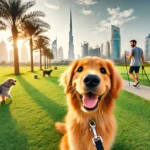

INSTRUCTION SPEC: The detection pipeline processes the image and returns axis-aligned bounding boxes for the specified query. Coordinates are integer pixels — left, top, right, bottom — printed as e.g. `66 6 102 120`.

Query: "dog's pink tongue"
82 94 98 108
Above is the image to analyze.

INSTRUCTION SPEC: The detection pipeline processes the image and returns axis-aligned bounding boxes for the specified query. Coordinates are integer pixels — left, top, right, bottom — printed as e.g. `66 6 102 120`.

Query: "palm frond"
0 20 7 30
30 18 50 29
17 0 35 17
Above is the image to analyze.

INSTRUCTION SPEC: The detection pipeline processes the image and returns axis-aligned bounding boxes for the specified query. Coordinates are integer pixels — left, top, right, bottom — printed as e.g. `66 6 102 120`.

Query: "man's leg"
129 66 138 83
129 72 138 82
135 73 139 81
135 66 140 84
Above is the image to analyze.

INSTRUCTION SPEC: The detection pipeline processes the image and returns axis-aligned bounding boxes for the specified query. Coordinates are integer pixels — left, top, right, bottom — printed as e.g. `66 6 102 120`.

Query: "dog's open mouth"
81 92 102 111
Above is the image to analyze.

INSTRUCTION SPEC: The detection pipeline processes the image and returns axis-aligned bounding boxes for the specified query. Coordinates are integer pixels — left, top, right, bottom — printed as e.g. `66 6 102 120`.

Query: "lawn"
0 66 150 150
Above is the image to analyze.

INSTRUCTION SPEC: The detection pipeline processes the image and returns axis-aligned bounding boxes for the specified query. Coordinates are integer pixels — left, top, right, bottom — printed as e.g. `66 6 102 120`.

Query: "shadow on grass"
3 73 28 77
0 100 29 150
16 75 66 122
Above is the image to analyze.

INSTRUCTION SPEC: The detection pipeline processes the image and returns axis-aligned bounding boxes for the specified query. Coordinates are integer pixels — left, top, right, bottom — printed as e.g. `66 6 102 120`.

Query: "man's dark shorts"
129 66 140 73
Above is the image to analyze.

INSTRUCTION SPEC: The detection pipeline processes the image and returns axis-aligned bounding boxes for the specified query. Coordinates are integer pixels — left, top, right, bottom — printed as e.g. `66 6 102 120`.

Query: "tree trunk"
50 59 51 68
30 38 34 72
47 56 48 69
12 26 20 74
44 55 46 69
40 48 42 70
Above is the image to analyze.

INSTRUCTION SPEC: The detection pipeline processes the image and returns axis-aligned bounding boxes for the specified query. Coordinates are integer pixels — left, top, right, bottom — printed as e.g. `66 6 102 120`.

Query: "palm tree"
0 0 45 74
20 18 50 72
43 47 53 68
33 35 50 70
48 50 54 68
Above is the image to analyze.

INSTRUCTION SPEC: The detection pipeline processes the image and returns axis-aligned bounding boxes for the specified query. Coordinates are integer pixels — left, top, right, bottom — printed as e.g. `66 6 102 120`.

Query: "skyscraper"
110 25 121 61
145 34 150 59
0 39 8 62
68 8 74 60
100 43 103 56
9 49 14 62
20 43 28 62
57 46 64 60
52 38 57 60
81 41 89 57
104 41 110 58
89 47 100 57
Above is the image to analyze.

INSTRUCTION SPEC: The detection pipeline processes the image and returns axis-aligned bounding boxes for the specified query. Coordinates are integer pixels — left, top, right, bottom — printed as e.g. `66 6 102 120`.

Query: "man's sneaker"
133 82 140 88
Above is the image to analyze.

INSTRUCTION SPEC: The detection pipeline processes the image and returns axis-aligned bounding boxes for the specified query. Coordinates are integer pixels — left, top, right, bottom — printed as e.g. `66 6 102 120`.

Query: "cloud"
82 9 93 15
44 2 59 10
75 0 97 5
95 7 136 32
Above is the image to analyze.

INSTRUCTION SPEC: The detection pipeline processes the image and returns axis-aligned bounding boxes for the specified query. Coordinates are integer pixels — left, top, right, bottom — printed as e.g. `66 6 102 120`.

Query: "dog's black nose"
83 74 100 88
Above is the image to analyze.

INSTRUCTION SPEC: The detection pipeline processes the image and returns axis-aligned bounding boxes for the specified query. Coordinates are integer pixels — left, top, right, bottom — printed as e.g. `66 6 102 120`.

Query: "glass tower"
145 34 150 59
110 25 121 61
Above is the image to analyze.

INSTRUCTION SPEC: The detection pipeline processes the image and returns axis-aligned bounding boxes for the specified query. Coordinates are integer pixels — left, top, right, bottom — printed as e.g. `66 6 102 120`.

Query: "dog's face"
4 78 17 87
60 57 122 112
9 78 16 86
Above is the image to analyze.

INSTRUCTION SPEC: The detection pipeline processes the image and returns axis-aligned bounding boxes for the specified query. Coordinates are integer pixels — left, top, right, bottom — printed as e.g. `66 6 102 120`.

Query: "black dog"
42 69 53 77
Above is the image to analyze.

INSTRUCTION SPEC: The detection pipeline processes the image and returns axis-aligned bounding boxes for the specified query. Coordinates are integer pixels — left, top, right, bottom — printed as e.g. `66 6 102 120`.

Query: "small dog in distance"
42 69 53 77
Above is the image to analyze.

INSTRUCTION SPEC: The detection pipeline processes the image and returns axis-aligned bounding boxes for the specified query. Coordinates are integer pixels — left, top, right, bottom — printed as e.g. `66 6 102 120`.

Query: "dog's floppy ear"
60 59 79 93
106 60 123 99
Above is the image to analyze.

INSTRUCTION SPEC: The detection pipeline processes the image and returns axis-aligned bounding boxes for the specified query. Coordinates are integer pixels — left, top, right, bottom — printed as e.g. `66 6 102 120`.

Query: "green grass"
116 65 150 87
0 66 150 150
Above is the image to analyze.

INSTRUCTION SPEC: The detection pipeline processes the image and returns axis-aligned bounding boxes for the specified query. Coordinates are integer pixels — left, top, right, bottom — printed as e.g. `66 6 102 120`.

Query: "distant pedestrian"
124 40 144 87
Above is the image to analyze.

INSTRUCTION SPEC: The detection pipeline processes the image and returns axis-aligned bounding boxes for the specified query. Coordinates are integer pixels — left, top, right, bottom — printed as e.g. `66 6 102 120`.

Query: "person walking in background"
124 40 144 87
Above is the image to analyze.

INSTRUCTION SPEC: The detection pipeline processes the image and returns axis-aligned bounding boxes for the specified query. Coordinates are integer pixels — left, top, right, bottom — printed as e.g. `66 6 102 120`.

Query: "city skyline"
0 0 150 59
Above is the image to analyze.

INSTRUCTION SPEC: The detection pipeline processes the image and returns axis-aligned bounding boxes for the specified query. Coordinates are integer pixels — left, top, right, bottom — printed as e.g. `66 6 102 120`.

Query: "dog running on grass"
42 69 53 77
0 78 16 101
55 57 123 150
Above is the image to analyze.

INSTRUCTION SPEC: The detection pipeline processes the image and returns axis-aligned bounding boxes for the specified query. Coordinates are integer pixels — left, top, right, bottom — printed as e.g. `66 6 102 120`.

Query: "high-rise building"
20 43 28 62
34 54 40 63
77 54 80 59
103 41 110 58
9 49 14 62
57 46 64 60
145 34 150 59
89 47 100 57
110 25 121 61
0 39 8 62
81 41 89 57
68 8 74 60
52 38 57 60
100 43 103 56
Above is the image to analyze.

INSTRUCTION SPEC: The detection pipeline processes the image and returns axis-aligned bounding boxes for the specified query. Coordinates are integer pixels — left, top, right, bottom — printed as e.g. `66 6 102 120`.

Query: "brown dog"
55 57 123 150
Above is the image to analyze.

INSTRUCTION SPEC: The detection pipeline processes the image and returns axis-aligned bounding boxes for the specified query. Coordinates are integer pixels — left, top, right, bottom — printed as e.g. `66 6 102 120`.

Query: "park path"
123 80 150 100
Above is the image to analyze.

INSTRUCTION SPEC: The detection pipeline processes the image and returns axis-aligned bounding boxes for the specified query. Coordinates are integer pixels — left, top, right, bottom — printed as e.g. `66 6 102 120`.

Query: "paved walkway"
123 80 150 100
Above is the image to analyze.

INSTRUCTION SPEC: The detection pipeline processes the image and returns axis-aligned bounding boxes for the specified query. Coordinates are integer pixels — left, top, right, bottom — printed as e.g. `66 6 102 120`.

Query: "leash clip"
89 120 103 145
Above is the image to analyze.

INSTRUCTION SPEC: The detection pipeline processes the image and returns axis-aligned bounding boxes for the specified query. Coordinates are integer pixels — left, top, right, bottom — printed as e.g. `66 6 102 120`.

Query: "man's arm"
141 54 144 66
124 53 132 59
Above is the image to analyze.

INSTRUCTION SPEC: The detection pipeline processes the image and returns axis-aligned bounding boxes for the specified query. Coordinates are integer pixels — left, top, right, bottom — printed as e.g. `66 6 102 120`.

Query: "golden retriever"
55 57 123 150
0 78 16 101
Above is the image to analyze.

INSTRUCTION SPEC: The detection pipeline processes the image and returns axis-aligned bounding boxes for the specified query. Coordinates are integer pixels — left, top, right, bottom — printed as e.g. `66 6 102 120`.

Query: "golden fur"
55 57 123 150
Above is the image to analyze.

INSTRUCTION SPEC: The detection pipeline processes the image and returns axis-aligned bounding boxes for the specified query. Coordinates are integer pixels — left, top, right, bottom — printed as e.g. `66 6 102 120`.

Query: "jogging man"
124 40 144 87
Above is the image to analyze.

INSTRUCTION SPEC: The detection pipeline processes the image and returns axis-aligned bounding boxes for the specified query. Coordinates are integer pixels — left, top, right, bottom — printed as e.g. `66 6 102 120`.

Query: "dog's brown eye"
77 67 83 72
100 67 107 74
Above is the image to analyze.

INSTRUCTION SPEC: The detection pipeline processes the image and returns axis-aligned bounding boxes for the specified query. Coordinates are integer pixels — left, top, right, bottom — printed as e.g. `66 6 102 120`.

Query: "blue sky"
1 0 150 59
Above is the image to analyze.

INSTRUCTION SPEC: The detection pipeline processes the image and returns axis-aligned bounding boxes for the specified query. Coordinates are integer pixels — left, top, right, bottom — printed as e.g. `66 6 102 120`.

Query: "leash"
89 120 104 150
142 68 150 84
124 53 130 86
